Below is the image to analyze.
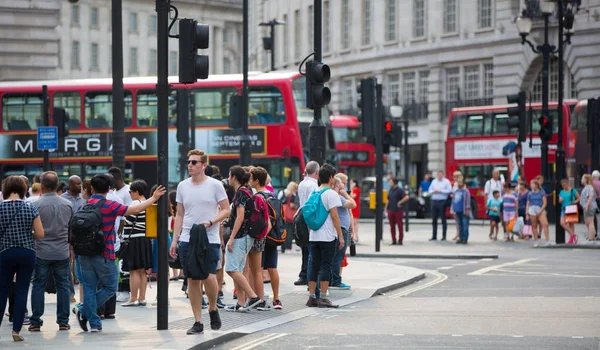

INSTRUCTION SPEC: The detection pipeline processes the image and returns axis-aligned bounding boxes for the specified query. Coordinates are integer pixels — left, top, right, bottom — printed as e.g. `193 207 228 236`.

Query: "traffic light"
179 18 209 84
390 120 403 147
357 77 376 138
383 120 392 154
507 91 526 142
52 107 69 139
228 94 243 129
538 114 552 141
587 98 599 144
305 61 331 109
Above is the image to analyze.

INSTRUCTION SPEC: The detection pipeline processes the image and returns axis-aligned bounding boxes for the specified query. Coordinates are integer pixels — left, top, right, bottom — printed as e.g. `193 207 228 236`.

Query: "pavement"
0 248 424 350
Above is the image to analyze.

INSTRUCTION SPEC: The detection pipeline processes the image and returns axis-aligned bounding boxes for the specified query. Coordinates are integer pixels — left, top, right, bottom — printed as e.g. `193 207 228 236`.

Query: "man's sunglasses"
187 160 202 165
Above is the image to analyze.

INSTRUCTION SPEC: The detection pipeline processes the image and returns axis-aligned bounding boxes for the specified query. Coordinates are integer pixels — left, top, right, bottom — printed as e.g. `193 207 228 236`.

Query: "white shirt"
107 191 124 252
484 178 503 203
429 178 452 201
176 177 228 244
309 188 342 242
112 185 132 234
298 176 318 207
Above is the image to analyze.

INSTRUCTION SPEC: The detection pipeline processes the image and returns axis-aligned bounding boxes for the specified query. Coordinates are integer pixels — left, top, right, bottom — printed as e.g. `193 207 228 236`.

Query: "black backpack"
70 199 106 256
257 191 287 247
293 207 310 247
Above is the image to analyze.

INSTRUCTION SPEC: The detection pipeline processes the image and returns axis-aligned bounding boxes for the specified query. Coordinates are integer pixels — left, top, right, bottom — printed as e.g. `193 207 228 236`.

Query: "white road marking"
572 336 584 339
392 334 404 336
481 258 494 261
466 261 480 264
336 334 347 336
468 258 536 276
512 335 524 338
451 334 463 337
390 271 448 299
438 266 454 270
232 333 289 350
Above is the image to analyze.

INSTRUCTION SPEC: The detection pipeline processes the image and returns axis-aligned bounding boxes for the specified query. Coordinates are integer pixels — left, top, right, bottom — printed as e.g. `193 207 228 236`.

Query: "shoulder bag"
564 189 579 224
118 214 139 260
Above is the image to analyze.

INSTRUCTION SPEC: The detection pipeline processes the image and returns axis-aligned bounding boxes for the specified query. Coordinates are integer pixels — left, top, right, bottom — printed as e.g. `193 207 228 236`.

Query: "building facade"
249 0 600 185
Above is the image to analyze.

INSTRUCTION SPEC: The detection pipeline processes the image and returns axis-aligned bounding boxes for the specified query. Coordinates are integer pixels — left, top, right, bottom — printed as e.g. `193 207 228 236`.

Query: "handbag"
282 195 297 223
564 190 579 223
118 214 139 260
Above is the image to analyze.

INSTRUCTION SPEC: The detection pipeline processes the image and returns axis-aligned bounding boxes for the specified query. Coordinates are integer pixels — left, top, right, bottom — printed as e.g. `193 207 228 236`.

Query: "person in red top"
350 179 361 242
73 174 166 333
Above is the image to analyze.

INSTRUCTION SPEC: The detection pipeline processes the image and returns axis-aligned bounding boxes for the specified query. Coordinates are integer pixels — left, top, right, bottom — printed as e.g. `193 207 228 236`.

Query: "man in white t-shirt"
170 150 230 335
306 163 344 309
484 169 504 203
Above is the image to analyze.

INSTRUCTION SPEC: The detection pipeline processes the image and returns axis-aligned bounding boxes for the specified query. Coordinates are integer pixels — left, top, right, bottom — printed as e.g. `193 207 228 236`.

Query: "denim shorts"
528 205 543 216
225 235 254 273
179 242 221 278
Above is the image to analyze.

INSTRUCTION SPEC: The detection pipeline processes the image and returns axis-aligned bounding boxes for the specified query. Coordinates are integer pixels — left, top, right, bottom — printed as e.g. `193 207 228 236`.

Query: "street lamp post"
517 0 579 244
259 19 285 72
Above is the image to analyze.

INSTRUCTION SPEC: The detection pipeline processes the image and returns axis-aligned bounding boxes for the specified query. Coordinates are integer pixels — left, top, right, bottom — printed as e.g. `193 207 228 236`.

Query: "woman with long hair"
349 179 361 242
558 179 580 244
579 174 597 243
451 171 464 241
526 179 550 245
281 181 299 253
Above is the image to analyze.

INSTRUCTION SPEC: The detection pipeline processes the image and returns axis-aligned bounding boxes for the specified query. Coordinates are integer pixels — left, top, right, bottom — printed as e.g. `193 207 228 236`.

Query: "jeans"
78 255 118 329
330 228 349 286
299 246 309 280
455 212 470 242
431 200 448 239
0 248 36 332
30 257 71 326
308 240 337 287
387 210 405 243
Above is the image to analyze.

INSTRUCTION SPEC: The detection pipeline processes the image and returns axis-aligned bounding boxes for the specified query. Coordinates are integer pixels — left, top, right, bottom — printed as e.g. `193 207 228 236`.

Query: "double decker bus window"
483 114 493 135
136 90 177 127
448 113 466 137
248 87 285 124
53 92 82 129
528 109 559 134
2 94 43 131
493 112 509 135
333 127 363 143
465 114 484 136
191 87 236 125
292 76 328 124
84 91 133 128
459 164 508 188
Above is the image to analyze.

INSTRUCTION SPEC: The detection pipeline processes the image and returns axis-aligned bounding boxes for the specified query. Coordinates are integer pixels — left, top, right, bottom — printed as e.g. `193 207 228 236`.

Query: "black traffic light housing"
390 120 403 148
538 114 552 141
52 107 69 139
382 120 393 154
507 91 527 142
179 18 209 84
229 94 243 130
587 98 599 144
305 61 331 109
357 77 376 138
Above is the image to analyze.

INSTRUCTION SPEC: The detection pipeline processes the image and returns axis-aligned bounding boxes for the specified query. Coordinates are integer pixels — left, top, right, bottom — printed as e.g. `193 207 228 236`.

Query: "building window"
169 51 177 75
385 0 397 42
71 41 80 69
342 79 354 111
323 1 331 52
149 15 157 35
402 72 416 104
362 0 372 46
478 0 492 29
413 0 426 38
464 65 480 99
149 49 157 75
90 43 99 71
483 63 493 98
294 10 300 61
419 71 429 102
530 58 575 102
570 73 577 99
129 47 138 75
387 73 400 105
90 7 99 29
129 12 138 33
444 0 457 33
341 0 351 49
223 58 231 74
445 67 460 101
71 5 79 26
283 14 288 64
223 27 229 43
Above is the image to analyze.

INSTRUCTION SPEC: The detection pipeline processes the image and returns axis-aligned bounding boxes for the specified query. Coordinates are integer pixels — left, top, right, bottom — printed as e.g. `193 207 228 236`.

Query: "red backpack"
239 187 270 239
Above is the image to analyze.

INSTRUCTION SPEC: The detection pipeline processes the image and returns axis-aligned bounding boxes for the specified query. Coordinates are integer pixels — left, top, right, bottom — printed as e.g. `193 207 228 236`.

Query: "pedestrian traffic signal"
383 121 392 154
52 107 69 139
357 77 376 138
305 61 331 109
229 94 243 130
538 115 552 141
179 18 209 84
390 120 403 148
507 91 526 142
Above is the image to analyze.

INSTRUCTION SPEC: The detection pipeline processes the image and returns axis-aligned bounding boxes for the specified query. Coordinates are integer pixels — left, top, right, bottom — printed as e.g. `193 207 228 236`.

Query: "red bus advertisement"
445 101 575 218
330 115 375 180
0 72 330 189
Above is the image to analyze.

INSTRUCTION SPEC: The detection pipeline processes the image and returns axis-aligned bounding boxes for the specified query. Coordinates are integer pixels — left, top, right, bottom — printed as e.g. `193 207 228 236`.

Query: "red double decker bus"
445 101 576 218
568 99 599 179
0 72 331 189
330 115 375 180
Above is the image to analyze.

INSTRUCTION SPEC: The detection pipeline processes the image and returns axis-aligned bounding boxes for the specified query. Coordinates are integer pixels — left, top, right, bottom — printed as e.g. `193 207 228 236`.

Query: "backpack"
239 187 270 239
302 187 331 231
257 191 287 247
70 199 106 256
293 207 310 247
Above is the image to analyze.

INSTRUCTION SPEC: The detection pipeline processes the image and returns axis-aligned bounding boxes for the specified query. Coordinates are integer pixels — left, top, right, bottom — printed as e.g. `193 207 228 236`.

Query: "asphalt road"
215 247 600 350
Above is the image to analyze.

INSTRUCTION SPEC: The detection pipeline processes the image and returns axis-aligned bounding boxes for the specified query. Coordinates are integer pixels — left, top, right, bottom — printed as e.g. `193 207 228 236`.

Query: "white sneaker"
151 298 170 306
263 292 270 300
116 292 130 302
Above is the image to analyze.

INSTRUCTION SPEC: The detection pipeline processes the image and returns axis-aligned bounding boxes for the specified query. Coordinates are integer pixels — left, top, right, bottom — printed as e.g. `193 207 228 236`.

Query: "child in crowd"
487 190 503 241
502 183 518 241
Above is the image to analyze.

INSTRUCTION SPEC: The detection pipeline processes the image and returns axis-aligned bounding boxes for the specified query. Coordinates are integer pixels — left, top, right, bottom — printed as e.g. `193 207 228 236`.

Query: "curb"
372 272 426 296
190 332 245 350
534 243 600 249
352 253 499 260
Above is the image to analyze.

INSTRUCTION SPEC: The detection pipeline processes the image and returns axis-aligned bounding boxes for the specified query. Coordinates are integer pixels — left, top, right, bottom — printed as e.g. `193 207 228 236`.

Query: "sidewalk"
0 252 424 349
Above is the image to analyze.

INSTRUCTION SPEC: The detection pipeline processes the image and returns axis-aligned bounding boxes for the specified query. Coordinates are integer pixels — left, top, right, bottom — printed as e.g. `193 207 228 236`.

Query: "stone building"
249 0 600 184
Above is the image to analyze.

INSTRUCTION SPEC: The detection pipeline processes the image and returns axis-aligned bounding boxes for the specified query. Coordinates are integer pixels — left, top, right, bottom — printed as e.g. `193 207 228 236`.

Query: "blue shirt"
517 190 529 211
527 190 545 207
337 196 351 230
502 193 517 213
559 189 577 210
420 180 431 193
487 198 502 217
452 188 470 213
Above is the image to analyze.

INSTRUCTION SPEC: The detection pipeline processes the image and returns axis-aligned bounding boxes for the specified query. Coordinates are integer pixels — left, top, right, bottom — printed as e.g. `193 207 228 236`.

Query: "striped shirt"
502 192 518 213
88 194 128 260
123 200 146 239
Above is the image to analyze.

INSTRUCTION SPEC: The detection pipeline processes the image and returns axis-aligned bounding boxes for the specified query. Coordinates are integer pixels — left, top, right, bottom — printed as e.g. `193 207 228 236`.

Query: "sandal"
12 332 24 342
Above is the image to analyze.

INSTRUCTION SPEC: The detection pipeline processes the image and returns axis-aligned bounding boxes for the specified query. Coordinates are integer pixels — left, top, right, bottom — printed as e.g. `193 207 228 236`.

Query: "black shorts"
490 216 501 224
179 242 221 279
262 244 278 269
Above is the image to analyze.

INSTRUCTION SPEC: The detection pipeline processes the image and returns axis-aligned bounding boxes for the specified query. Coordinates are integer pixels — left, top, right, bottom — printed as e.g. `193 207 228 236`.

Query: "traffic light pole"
111 0 125 171
540 12 550 181
309 0 326 165
555 3 566 244
155 0 170 330
591 99 600 172
374 83 383 252
240 0 252 166
269 23 276 72
403 119 410 233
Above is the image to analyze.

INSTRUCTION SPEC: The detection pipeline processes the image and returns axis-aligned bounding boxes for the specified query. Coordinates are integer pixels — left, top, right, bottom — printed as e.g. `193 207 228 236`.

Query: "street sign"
37 126 58 151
